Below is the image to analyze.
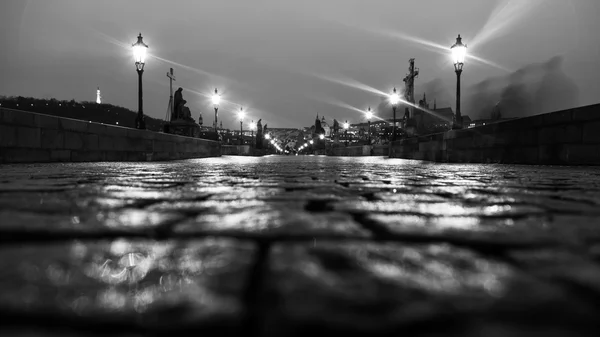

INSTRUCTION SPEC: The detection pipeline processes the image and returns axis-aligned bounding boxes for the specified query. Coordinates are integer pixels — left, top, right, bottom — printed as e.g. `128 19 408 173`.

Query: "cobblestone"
1 156 600 336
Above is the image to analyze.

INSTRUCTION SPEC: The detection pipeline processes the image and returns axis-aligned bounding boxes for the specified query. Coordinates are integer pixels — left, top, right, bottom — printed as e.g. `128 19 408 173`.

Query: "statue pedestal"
166 119 201 138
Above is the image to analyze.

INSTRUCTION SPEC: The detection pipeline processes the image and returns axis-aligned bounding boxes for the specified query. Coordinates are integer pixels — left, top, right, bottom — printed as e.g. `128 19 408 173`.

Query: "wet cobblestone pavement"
1 155 600 336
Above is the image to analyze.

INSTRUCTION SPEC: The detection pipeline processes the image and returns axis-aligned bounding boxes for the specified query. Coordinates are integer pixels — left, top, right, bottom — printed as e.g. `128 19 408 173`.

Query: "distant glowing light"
390 88 400 106
343 122 349 129
310 140 314 144
319 134 325 140
238 107 245 121
366 107 373 120
212 88 221 106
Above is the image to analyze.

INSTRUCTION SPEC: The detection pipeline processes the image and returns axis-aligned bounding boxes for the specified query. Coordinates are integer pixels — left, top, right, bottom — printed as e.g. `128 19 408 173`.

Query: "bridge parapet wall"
328 145 388 156
389 104 600 165
0 108 221 163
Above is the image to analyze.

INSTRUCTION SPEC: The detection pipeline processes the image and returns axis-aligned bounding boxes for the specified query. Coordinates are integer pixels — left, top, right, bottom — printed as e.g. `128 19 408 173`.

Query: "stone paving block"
333 199 545 218
260 241 596 336
174 206 370 238
0 238 255 333
366 213 570 245
510 249 600 295
0 208 185 237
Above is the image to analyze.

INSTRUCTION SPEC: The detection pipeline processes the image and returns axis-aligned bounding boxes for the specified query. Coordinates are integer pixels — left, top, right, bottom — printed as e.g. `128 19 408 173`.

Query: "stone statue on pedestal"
256 119 263 149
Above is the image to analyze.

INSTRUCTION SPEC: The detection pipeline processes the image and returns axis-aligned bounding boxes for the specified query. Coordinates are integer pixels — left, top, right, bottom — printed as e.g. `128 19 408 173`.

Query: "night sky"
1 0 599 128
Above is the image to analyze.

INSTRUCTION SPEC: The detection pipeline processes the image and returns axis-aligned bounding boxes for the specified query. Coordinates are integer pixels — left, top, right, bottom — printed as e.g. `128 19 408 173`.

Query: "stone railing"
0 108 221 163
390 104 600 165
327 145 388 156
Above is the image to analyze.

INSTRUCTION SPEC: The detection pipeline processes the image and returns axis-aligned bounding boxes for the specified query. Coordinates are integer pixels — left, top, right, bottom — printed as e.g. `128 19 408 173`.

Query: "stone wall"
0 108 221 163
389 104 600 165
328 145 388 156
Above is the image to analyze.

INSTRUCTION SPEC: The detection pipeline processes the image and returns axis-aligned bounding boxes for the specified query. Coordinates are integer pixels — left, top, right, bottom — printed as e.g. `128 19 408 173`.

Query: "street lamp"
319 134 325 140
390 88 400 140
132 33 148 129
451 34 467 130
238 107 245 145
310 140 314 145
212 88 221 134
343 120 349 147
265 133 271 140
366 106 373 144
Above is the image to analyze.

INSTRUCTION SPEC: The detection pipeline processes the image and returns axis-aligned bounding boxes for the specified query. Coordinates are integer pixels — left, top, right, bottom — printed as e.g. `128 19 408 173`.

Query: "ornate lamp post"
390 88 400 140
343 121 349 147
451 34 467 129
366 106 373 144
132 33 148 129
212 88 221 134
238 107 245 145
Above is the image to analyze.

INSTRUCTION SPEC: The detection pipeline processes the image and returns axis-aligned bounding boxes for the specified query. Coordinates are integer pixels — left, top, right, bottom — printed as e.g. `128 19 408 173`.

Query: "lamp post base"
452 116 463 130
135 114 146 130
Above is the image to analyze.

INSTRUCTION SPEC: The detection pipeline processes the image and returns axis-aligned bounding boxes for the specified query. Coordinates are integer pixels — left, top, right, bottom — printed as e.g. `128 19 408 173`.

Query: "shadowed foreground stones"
0 238 255 334
260 241 599 336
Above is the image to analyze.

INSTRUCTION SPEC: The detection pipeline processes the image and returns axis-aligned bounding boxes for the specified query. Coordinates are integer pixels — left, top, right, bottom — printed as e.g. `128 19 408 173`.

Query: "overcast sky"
1 0 598 128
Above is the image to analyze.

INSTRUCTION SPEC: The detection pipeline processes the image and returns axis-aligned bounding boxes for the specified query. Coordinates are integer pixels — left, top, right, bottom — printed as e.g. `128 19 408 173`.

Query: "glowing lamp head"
250 121 256 131
132 33 148 71
310 140 314 144
238 107 245 121
319 134 325 140
451 34 467 71
390 88 400 106
265 133 271 140
366 107 373 120
211 88 221 107
343 122 349 129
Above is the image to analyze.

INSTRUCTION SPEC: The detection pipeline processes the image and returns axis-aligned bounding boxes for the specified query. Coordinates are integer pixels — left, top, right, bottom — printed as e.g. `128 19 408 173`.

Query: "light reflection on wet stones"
0 238 255 331
174 207 370 238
